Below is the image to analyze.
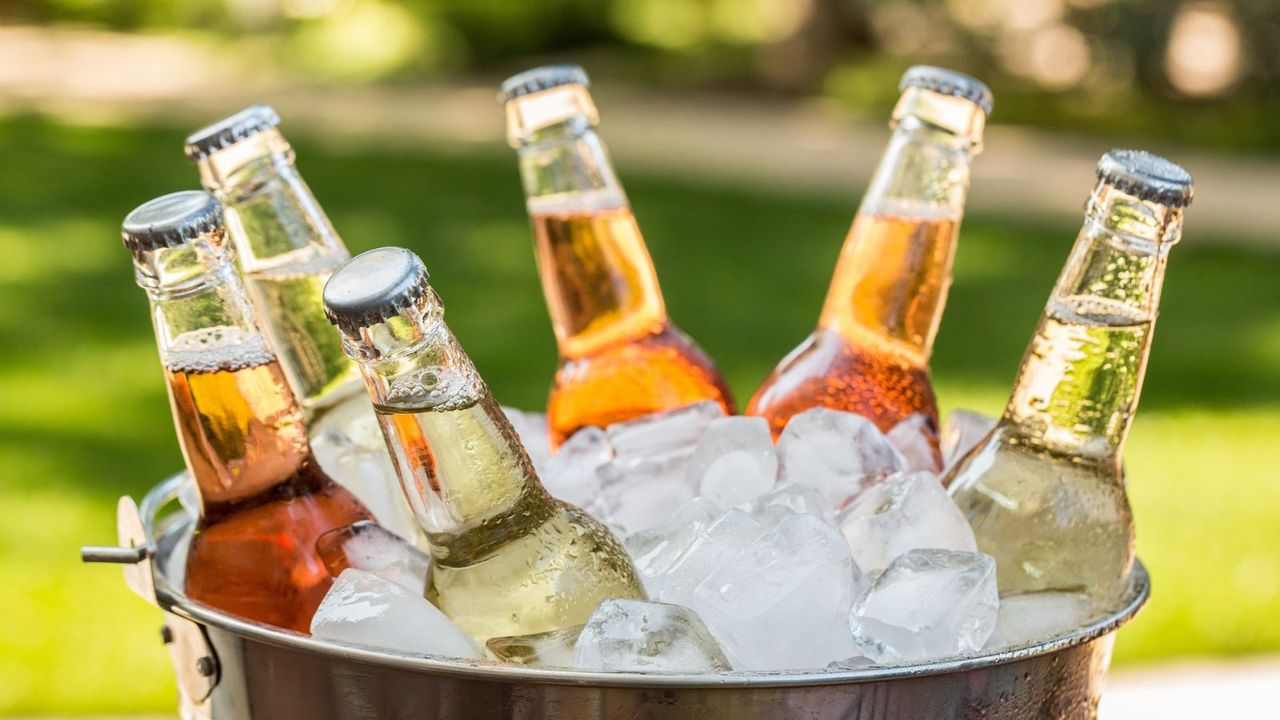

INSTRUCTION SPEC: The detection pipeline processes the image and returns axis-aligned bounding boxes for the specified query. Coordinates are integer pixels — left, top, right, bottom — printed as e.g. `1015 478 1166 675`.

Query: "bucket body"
91 473 1149 720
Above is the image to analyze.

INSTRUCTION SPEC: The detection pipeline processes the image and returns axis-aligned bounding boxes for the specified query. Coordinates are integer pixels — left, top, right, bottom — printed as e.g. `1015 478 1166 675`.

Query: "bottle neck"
198 129 358 411
514 111 666 357
197 129 350 274
137 239 313 514
1002 183 1180 459
819 116 976 362
341 293 547 542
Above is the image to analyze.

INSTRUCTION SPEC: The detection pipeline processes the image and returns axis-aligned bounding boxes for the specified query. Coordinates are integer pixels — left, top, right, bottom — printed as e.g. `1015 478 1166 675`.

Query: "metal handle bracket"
81 545 149 564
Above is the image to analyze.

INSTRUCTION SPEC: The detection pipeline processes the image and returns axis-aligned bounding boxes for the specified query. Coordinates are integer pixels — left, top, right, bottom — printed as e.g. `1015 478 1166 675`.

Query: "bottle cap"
1096 150 1194 208
900 66 993 116
122 191 224 251
499 64 590 104
184 104 282 161
324 247 432 335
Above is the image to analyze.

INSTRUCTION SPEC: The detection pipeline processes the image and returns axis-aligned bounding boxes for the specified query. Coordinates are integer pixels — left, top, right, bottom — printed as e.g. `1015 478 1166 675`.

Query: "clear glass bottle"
186 105 358 414
945 150 1193 609
186 106 421 544
502 65 736 447
123 191 372 633
322 247 643 645
748 66 991 458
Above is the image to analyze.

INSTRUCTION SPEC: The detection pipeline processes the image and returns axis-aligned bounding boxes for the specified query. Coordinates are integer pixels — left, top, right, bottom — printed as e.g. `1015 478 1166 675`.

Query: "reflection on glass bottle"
323 247 643 644
502 66 735 447
946 150 1193 610
123 191 372 633
748 66 992 461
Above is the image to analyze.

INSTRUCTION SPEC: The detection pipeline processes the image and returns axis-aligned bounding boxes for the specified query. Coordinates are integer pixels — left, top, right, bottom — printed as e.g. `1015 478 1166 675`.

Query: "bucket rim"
144 472 1150 690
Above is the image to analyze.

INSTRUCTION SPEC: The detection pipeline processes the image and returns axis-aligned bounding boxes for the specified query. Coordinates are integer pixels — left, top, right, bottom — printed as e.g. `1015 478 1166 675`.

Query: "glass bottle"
502 65 736 447
186 105 358 415
747 66 991 458
945 150 1193 609
123 191 372 633
322 246 643 644
186 105 421 544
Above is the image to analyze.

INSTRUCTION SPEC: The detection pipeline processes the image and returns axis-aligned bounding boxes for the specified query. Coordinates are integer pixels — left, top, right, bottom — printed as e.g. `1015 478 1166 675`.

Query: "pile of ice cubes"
308 402 1097 673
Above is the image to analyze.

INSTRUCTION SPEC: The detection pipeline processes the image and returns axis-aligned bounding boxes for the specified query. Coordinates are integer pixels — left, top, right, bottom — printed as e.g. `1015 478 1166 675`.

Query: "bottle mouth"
891 87 987 151
504 83 600 148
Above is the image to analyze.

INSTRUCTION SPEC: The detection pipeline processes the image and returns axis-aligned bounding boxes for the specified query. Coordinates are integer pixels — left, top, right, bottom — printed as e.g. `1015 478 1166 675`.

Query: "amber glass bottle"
124 191 371 633
502 65 735 447
748 66 991 452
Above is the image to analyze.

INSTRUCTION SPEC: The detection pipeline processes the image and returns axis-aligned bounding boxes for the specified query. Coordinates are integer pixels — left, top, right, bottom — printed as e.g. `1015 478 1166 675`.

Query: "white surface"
1100 659 1280 719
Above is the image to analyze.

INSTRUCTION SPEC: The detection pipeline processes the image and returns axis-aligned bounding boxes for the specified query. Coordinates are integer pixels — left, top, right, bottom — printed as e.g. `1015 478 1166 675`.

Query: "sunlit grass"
0 115 1275 712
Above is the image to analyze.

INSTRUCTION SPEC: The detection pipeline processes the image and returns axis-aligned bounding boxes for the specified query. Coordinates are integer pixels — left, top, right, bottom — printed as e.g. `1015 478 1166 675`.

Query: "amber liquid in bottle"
532 204 735 446
749 205 957 451
170 335 371 633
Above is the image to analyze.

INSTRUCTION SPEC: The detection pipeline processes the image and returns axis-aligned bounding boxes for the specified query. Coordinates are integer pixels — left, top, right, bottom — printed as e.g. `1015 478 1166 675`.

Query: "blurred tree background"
4 0 1278 150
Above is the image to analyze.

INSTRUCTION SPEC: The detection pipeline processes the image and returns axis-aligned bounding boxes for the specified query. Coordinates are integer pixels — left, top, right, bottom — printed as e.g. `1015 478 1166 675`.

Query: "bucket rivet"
195 657 216 677
160 625 174 644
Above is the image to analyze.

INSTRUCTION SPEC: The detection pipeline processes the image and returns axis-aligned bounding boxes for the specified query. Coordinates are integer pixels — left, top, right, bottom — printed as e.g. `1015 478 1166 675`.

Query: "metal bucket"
84 473 1150 720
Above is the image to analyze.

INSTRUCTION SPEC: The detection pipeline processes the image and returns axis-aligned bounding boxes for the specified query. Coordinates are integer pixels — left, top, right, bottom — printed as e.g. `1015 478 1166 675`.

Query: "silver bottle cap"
1096 150 1194 208
899 66 993 116
184 104 282 161
121 191 224 252
499 64 590 104
324 247 432 335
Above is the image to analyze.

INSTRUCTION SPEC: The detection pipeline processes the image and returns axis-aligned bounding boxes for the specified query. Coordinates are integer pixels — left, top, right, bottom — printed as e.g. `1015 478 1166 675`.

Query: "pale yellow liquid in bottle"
948 298 1146 609
374 394 642 643
244 264 357 410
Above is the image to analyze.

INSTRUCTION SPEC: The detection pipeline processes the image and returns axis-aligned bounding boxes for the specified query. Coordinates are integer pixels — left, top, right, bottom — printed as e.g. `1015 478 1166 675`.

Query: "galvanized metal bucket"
83 472 1150 720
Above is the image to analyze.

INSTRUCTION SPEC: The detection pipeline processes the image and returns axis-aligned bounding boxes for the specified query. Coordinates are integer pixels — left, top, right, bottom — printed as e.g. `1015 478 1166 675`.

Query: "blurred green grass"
0 116 1277 713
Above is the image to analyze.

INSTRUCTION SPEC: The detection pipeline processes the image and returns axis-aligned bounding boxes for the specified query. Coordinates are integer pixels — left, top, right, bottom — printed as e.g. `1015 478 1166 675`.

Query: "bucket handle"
81 474 219 712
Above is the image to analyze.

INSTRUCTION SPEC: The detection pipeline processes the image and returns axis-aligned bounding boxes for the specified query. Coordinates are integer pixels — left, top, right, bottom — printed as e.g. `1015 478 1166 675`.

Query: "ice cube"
686 416 777 510
940 409 997 471
605 401 725 458
777 408 906 507
741 482 835 526
657 509 768 607
592 477 697 536
849 549 998 663
986 592 1093 650
311 428 423 545
573 599 732 673
837 472 977 574
689 513 861 671
311 569 482 659
886 413 941 474
503 406 551 473
624 497 721 596
487 625 582 668
542 426 611 507
590 403 724 534
315 520 431 593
